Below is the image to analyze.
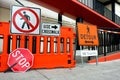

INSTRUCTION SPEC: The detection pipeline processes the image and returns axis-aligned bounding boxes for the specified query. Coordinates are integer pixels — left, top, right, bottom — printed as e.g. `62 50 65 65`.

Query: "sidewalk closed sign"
77 23 99 46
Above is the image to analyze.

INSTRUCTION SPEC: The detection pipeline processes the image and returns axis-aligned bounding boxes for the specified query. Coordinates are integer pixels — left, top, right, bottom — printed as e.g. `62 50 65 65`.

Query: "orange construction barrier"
0 22 76 72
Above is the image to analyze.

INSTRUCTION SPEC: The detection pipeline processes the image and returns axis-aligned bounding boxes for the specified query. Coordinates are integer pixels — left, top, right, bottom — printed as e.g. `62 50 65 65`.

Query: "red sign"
7 48 34 73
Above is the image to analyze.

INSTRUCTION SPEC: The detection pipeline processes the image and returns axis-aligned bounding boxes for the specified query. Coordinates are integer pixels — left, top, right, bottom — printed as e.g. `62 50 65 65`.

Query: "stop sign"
7 48 34 73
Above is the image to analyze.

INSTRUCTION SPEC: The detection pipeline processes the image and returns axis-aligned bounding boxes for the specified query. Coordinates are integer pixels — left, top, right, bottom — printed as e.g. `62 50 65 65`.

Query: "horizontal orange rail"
88 52 120 63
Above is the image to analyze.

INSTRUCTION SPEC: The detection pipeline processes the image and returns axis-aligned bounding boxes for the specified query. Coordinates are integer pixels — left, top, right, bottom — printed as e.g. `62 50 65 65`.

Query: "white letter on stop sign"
18 56 30 68
22 62 30 68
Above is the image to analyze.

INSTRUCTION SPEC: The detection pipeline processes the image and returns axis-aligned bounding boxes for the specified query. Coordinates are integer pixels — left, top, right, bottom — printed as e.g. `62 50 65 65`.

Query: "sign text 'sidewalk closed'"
77 23 99 46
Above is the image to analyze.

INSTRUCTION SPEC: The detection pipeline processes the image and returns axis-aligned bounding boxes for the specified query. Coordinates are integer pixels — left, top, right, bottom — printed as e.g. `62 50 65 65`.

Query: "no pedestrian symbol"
11 6 41 34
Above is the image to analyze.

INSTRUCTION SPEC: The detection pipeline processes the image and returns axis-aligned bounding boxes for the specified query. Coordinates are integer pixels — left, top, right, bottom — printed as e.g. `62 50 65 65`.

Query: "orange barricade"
0 22 76 72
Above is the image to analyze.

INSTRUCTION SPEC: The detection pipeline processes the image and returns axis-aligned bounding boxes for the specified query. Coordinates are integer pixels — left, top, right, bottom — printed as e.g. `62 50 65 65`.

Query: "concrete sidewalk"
0 59 120 80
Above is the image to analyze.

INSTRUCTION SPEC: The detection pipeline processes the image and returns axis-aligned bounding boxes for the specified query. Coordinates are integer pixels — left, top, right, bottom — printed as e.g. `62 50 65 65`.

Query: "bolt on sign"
77 23 99 46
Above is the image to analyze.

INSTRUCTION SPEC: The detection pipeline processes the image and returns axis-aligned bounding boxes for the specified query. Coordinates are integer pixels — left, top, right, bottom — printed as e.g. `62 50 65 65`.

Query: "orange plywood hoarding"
77 23 99 46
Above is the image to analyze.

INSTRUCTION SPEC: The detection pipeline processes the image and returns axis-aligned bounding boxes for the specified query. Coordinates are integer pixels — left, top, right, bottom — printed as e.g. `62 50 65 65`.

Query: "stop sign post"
7 48 34 73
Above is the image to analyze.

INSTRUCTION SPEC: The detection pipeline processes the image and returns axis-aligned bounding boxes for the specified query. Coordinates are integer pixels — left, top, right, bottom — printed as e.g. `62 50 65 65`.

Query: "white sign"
76 50 98 57
41 23 60 36
11 5 41 34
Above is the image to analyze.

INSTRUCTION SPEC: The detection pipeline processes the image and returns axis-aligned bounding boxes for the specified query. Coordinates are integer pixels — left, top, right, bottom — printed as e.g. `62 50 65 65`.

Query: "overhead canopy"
30 0 120 30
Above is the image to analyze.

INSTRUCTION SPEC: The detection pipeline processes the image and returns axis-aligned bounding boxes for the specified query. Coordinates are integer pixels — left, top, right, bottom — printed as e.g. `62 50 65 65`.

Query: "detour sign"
77 23 99 46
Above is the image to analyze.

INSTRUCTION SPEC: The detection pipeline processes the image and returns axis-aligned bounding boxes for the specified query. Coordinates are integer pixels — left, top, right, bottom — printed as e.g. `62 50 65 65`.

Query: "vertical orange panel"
57 37 60 54
50 36 54 54
70 37 73 55
64 37 67 54
43 36 47 55
36 36 40 54
3 35 8 54
20 35 25 48
28 35 33 52
12 35 17 51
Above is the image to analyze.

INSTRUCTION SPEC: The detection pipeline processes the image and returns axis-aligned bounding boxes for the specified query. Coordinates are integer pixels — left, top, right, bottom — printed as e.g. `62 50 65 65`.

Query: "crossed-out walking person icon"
12 6 40 34
20 11 30 29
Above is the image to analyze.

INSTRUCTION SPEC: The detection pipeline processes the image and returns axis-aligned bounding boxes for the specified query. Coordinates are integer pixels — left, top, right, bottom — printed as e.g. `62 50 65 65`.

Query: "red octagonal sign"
7 48 34 73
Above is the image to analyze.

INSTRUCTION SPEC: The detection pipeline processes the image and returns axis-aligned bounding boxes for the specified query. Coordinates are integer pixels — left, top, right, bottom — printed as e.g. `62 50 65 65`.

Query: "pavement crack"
35 70 51 80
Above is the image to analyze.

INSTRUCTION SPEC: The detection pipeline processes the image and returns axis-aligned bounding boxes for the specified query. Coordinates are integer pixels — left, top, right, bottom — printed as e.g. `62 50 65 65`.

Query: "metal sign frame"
80 46 98 65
